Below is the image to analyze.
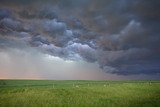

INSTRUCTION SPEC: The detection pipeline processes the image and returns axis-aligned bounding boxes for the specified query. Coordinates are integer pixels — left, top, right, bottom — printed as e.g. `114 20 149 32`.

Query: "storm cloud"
0 0 160 78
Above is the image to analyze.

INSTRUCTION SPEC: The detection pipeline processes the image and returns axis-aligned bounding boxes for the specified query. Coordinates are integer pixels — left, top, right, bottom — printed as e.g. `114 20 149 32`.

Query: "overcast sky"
0 0 160 80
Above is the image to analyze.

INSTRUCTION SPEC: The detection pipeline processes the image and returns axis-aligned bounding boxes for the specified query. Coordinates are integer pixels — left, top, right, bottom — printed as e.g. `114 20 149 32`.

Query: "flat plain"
0 80 160 107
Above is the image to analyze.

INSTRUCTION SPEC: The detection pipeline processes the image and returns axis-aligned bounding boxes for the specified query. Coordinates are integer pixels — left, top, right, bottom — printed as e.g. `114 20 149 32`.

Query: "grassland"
0 80 160 107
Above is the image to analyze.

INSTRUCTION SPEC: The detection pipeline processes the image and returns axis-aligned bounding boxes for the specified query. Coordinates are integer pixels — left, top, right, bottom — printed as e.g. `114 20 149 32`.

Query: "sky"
0 0 160 80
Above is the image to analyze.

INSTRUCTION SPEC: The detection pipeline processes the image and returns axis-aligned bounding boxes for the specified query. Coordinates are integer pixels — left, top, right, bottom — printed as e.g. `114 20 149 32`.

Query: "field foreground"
0 80 160 107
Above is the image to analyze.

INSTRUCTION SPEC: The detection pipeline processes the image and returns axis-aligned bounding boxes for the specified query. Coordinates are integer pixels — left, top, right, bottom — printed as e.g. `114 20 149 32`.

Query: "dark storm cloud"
0 9 12 20
43 19 66 34
66 42 97 62
0 18 23 32
19 6 58 19
30 35 49 47
0 0 160 76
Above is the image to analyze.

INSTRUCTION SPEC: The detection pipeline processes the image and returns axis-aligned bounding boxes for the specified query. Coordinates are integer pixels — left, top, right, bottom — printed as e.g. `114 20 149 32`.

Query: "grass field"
0 80 160 107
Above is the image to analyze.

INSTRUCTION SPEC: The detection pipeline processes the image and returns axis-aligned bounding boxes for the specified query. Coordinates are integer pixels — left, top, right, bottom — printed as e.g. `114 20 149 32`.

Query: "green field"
0 80 160 107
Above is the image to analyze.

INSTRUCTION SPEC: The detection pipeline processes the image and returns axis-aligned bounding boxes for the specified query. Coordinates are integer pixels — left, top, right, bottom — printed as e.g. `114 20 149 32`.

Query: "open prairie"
0 80 160 107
